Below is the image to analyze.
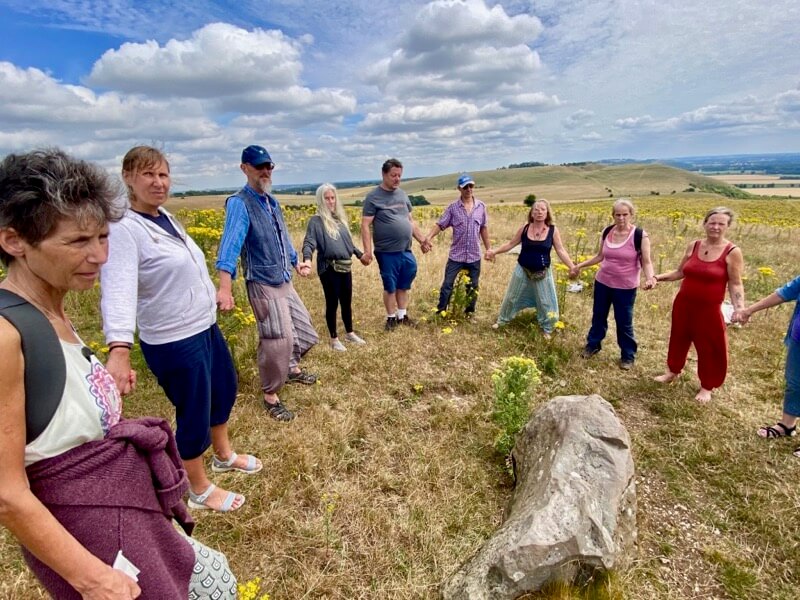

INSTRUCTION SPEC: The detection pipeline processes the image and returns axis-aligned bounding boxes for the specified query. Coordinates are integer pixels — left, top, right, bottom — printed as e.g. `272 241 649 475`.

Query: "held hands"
216 289 235 311
420 237 433 253
732 308 751 324
568 266 581 279
360 252 373 266
484 249 496 262
642 276 658 291
296 261 312 278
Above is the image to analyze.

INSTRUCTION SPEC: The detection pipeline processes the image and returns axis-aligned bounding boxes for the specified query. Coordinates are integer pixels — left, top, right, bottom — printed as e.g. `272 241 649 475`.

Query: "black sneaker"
619 359 634 370
385 316 398 331
580 346 600 359
398 315 416 327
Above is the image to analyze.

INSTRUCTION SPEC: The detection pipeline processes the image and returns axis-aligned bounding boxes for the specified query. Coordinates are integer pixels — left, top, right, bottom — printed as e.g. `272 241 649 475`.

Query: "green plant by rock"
491 356 542 459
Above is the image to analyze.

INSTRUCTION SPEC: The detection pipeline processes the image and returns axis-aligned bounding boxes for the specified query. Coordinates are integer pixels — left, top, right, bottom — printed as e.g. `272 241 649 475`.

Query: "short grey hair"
612 198 635 218
0 148 123 265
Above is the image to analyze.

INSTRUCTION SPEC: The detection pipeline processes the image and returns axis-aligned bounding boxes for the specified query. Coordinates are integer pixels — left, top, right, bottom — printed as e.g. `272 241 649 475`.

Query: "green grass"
2 192 799 599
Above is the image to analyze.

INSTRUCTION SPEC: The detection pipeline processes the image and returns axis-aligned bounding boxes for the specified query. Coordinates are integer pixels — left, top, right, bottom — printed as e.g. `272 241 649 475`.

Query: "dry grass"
2 194 799 599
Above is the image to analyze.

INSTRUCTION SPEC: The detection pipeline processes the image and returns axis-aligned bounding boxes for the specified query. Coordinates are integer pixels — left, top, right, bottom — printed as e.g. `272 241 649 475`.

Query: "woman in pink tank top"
573 199 656 369
652 207 746 403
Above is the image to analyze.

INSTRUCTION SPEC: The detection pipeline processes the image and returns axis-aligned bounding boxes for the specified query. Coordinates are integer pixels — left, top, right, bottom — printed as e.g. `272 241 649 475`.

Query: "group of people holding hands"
0 143 798 599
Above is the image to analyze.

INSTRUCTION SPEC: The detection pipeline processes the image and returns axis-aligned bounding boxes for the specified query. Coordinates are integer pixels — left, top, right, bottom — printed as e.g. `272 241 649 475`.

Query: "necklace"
530 224 548 240
2 278 73 330
703 240 725 256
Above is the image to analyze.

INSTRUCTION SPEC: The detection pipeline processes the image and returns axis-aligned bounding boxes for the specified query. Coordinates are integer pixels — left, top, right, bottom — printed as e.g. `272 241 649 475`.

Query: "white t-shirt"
24 341 122 466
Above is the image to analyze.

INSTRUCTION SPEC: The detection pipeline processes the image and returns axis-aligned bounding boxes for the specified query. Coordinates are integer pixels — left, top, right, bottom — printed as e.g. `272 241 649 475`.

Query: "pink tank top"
595 228 641 290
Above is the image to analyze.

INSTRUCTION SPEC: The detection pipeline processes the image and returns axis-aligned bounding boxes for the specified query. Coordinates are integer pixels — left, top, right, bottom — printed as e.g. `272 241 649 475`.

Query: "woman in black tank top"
486 200 575 337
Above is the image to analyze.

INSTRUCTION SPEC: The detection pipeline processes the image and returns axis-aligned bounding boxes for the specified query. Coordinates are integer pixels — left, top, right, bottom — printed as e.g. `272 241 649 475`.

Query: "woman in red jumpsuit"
652 207 745 402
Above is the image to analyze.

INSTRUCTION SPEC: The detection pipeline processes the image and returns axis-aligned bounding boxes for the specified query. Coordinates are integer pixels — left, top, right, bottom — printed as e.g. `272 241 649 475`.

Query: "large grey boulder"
442 394 636 599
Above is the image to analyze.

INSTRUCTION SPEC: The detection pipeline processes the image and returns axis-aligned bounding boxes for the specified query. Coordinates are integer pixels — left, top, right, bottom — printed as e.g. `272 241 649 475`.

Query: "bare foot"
654 371 678 383
695 388 712 403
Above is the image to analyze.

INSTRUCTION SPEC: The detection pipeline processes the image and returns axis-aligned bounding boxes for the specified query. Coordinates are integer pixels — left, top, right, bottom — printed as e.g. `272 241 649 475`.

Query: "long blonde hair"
315 183 348 239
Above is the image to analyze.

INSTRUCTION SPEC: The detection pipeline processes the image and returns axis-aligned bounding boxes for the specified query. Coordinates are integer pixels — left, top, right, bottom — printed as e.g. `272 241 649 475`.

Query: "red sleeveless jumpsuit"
667 241 735 390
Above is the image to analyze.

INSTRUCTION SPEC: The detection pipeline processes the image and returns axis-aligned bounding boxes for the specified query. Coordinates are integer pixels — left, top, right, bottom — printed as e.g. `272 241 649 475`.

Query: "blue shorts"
140 323 237 460
375 250 417 293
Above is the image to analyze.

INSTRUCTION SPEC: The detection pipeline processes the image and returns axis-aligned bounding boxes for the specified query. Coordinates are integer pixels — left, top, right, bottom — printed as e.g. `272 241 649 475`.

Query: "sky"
0 0 798 189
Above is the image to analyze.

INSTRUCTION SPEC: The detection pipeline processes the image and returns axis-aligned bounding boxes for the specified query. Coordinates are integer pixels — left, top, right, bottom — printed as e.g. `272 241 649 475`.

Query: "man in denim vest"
215 145 318 421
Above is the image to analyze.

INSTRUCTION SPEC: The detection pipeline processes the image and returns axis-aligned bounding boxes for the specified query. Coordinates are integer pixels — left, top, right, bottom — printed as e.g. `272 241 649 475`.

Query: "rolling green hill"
386 162 751 204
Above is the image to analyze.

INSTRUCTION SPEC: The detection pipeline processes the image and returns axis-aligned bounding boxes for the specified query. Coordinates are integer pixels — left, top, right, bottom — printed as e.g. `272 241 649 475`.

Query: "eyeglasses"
253 162 275 171
462 184 475 189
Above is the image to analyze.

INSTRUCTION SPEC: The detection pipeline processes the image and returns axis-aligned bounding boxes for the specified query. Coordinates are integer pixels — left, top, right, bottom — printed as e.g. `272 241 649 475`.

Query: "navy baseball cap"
241 145 273 166
457 173 475 188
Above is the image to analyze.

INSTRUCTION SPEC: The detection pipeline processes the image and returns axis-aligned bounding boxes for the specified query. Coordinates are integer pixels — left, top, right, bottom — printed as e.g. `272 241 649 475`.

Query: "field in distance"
709 174 800 197
170 162 757 211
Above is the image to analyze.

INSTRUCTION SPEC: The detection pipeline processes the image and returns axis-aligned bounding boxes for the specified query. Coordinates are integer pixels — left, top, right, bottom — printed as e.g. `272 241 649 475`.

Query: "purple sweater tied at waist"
23 417 196 599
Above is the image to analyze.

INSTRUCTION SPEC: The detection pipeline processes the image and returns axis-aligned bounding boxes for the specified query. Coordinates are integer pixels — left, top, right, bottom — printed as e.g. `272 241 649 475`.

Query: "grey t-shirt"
362 186 413 252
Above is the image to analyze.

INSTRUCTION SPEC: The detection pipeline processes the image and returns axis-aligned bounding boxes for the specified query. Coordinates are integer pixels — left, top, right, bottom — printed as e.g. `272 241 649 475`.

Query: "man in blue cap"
425 173 491 318
215 145 318 422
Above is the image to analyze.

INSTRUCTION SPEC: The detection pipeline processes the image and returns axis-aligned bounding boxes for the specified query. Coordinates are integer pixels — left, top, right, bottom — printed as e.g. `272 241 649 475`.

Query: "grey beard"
258 182 272 195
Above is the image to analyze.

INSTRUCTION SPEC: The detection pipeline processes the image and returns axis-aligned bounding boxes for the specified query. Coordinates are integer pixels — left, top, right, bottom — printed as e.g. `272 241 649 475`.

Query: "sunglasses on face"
253 162 275 171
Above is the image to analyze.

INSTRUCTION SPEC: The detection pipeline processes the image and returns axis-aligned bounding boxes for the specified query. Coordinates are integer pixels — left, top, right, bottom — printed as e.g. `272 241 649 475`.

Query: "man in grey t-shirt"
361 158 429 330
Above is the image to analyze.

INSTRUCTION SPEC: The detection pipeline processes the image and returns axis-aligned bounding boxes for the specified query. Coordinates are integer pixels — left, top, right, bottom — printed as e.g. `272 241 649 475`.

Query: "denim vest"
233 188 294 286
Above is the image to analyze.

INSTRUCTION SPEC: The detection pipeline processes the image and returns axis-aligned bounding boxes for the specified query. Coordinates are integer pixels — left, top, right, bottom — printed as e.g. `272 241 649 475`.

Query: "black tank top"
518 224 554 272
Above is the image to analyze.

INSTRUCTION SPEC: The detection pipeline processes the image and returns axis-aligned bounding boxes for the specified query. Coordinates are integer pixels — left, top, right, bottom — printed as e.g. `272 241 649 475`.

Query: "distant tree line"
501 161 547 169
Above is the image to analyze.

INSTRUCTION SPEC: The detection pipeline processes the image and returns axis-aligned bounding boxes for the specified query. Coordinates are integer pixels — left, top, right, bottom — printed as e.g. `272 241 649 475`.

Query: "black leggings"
319 268 353 338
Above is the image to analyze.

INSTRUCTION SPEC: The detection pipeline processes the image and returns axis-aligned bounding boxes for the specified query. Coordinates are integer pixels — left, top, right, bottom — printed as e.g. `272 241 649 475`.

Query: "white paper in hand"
112 550 140 582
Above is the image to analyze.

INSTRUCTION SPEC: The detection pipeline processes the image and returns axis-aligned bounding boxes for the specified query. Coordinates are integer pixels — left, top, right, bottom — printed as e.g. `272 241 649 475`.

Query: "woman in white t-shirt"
0 149 236 599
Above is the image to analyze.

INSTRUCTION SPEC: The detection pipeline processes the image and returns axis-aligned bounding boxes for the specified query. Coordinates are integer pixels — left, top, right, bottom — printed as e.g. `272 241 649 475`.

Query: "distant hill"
600 152 800 175
332 162 750 205
175 162 753 209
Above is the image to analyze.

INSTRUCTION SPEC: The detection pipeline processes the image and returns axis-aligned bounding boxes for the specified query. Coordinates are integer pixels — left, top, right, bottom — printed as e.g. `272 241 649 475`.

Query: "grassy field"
1 192 799 599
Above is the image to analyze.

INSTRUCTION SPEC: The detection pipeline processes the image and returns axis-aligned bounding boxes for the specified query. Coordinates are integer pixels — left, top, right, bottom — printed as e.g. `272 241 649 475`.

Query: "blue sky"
1 0 798 189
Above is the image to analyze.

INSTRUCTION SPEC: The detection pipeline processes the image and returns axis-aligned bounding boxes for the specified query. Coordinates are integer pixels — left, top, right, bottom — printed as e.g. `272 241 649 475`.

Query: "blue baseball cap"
241 145 273 166
457 173 475 188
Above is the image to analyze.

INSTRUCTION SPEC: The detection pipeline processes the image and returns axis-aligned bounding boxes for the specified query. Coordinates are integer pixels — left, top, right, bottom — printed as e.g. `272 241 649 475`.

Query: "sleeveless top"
25 340 122 466
518 224 554 272
595 227 641 290
678 241 735 305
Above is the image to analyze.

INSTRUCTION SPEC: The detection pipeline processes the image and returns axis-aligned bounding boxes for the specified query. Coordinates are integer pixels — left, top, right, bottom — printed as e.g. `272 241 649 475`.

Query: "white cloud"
88 23 305 96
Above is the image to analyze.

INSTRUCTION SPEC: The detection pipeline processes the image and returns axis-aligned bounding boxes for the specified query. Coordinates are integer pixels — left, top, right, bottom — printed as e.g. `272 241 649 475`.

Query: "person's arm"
480 225 491 254
734 292 785 324
552 226 576 271
574 233 605 275
426 223 443 243
0 321 141 599
654 241 694 283
301 220 317 264
640 232 657 289
486 224 525 261
360 215 375 265
409 214 426 245
726 247 746 312
100 221 139 396
215 197 249 311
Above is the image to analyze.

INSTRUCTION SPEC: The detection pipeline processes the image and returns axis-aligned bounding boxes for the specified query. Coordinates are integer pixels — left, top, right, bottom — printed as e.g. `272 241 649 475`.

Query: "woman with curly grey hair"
0 149 234 599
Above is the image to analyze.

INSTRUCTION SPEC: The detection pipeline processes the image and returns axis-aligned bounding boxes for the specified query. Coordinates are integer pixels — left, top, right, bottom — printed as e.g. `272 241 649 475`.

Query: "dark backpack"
602 225 644 262
0 289 66 444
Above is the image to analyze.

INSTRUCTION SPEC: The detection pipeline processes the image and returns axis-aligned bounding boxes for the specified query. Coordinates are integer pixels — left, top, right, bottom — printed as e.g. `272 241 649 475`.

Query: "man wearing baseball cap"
425 173 491 318
215 145 318 421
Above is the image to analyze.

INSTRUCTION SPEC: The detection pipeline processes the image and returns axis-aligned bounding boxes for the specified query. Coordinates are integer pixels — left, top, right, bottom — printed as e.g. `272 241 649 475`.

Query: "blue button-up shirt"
215 185 297 282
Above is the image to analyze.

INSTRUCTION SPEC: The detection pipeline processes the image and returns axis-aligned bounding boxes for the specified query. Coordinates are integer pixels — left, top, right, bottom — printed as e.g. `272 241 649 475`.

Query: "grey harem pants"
246 280 319 394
